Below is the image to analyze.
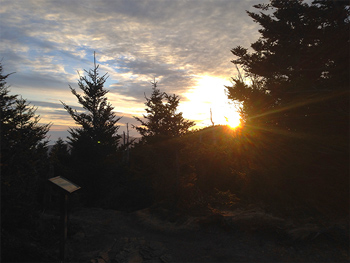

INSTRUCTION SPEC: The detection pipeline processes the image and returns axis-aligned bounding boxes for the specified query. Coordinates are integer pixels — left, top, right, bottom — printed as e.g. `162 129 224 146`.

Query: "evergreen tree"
132 80 195 205
49 137 71 178
0 62 50 226
226 0 349 135
61 53 121 160
224 0 349 216
134 79 195 143
61 54 121 205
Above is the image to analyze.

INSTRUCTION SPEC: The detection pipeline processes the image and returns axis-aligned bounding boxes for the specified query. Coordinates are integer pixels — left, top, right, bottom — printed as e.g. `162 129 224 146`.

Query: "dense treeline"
1 0 349 261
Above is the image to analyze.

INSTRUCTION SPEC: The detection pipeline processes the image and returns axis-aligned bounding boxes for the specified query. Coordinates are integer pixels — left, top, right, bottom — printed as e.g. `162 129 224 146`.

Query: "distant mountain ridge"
47 136 141 154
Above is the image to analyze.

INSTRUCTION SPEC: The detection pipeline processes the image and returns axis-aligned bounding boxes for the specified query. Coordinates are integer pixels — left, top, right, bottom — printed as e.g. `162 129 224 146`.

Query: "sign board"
49 176 81 194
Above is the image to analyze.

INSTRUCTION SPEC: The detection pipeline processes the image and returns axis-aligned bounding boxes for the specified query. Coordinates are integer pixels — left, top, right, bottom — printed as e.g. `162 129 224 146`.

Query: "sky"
0 0 263 143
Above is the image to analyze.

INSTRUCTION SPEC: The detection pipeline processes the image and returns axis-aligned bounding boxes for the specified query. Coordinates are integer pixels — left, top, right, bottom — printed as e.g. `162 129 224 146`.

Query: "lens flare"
225 112 241 129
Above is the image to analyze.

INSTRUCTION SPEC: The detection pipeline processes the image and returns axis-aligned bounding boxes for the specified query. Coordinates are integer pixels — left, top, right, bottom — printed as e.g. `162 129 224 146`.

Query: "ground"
44 205 350 263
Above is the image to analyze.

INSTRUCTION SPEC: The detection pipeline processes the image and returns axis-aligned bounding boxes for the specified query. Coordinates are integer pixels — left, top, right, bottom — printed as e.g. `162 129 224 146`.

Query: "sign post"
49 176 81 263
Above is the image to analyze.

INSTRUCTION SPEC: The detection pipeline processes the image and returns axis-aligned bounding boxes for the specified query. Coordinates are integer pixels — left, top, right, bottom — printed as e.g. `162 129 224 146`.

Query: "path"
62 207 348 263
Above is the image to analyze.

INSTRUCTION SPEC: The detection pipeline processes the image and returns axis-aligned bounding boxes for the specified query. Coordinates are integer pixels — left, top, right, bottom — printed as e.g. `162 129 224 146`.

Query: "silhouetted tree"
61 53 121 205
49 137 71 178
132 80 195 206
134 79 195 143
61 54 121 159
0 62 51 229
226 0 349 134
224 0 349 216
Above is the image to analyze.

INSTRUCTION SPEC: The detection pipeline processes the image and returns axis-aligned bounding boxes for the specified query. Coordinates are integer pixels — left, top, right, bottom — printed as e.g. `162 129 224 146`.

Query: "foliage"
224 0 349 217
130 80 196 209
61 55 121 159
49 138 70 169
61 54 122 205
134 80 195 144
226 0 349 135
0 63 52 261
129 138 177 205
48 138 72 193
0 63 51 212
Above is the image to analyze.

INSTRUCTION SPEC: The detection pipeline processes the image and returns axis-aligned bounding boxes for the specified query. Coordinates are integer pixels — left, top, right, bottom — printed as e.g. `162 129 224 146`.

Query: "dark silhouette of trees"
0 63 51 207
61 54 121 158
134 79 195 144
49 137 71 178
1 63 52 261
226 0 349 135
61 53 121 205
224 0 349 216
131 80 195 207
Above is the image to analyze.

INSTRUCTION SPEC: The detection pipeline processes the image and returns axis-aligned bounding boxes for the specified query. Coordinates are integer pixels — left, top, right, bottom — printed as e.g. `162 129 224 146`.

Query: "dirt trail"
62 207 349 263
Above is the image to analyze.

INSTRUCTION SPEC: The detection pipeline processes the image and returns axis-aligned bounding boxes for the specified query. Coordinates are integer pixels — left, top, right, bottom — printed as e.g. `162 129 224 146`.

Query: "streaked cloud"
0 0 262 142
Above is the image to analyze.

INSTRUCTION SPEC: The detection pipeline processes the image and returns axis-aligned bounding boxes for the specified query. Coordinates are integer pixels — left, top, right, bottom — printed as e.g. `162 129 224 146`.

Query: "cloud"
29 100 66 109
29 100 85 112
0 0 262 142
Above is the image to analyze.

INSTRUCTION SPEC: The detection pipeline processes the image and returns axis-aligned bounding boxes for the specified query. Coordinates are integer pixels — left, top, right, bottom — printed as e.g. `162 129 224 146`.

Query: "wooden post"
60 193 68 263
126 123 130 162
49 176 81 263
176 150 180 192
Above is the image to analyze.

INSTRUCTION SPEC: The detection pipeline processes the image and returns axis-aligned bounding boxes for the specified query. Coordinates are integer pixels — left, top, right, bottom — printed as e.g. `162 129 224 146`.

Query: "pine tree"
0 62 50 227
224 0 349 216
134 79 195 144
61 53 121 160
61 54 121 205
226 0 349 135
49 138 71 178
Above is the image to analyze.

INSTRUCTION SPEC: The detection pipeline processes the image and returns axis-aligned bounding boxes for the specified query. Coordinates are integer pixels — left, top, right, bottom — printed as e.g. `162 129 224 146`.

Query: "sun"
228 119 241 129
180 75 243 129
224 111 242 129
225 116 241 129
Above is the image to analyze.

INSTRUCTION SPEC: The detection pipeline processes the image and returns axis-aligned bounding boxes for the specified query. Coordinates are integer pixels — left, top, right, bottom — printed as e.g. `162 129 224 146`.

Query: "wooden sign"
49 176 80 194
48 176 80 263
